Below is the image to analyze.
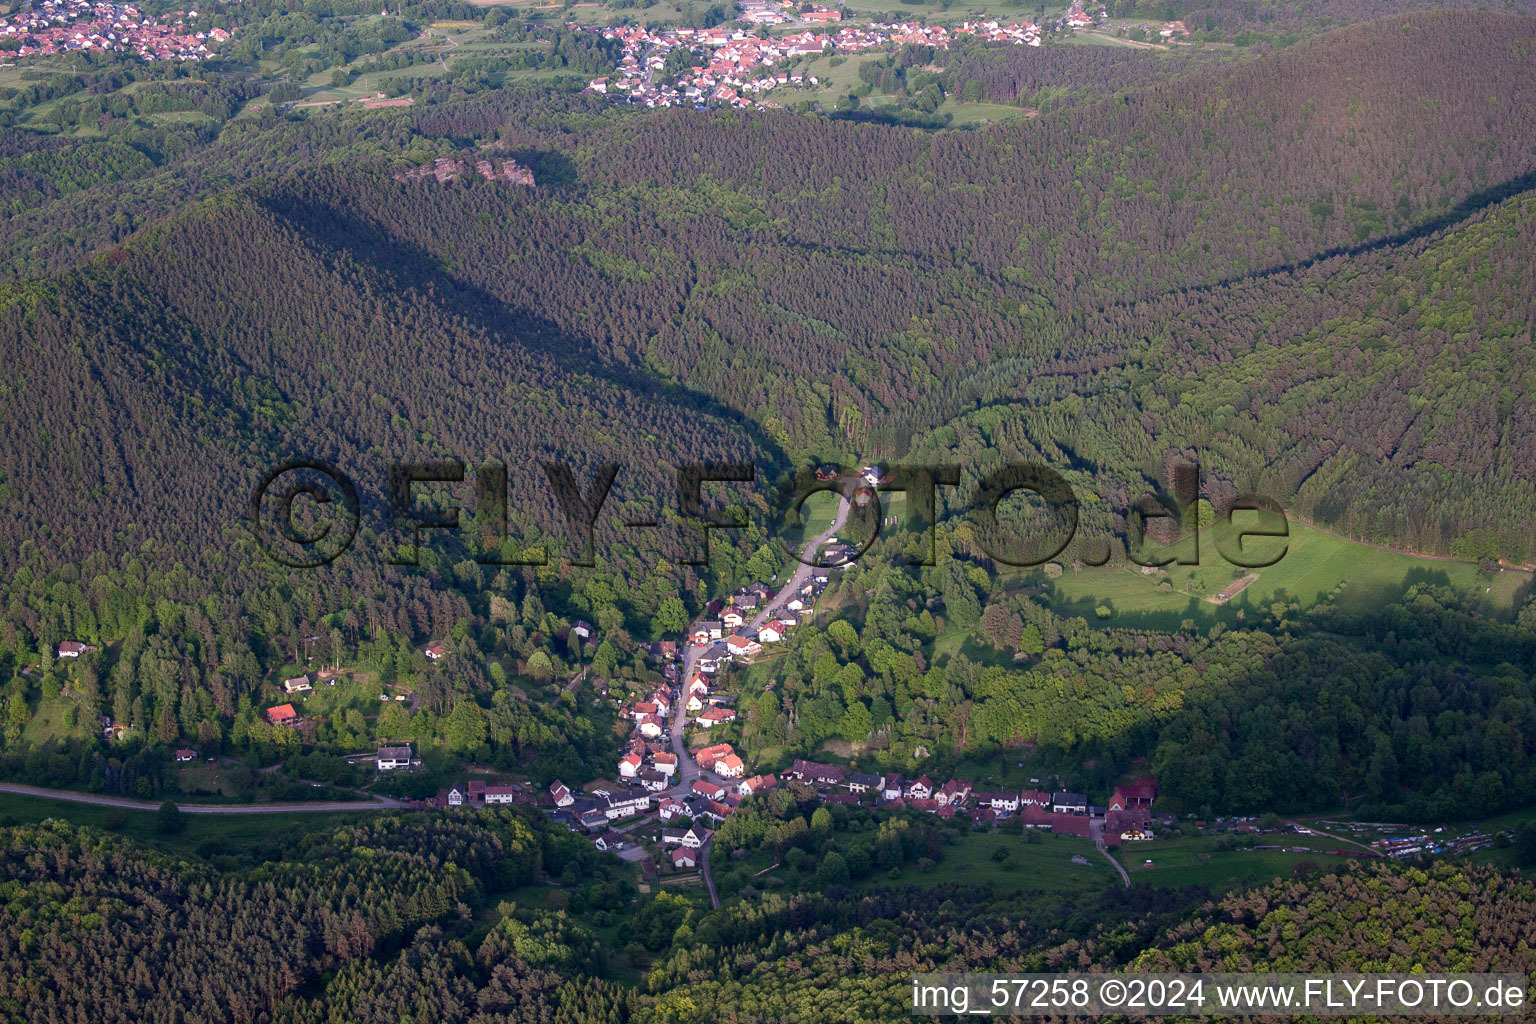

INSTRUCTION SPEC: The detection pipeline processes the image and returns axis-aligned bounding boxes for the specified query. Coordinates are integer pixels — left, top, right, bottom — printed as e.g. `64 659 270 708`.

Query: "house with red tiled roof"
738 773 778 796
692 779 726 801
265 703 300 727
694 743 735 770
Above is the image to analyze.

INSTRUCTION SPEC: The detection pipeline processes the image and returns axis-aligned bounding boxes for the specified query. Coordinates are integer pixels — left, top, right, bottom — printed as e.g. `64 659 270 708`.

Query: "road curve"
0 782 404 814
1089 818 1131 888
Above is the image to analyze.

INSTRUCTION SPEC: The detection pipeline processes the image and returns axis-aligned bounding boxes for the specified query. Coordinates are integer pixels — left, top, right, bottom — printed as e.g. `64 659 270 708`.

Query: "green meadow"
1028 517 1529 631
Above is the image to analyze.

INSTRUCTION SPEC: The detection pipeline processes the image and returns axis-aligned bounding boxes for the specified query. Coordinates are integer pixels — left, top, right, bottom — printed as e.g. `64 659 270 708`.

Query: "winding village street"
663 484 851 904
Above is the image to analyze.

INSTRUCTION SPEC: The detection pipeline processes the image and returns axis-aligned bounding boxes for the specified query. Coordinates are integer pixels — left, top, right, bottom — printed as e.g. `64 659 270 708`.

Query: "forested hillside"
4 10 1535 593
0 9 1532 812
4 811 1530 1024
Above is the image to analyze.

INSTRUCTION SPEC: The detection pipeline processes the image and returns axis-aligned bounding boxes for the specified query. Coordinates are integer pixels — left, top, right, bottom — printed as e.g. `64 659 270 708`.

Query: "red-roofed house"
757 621 789 643
725 634 761 657
715 753 745 778
695 743 735 770
265 703 300 727
697 706 736 728
739 773 778 796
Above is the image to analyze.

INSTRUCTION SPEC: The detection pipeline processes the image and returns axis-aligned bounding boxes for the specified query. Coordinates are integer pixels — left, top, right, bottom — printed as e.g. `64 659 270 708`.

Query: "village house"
174 748 197 762
757 621 789 644
697 645 729 673
739 773 778 796
662 823 711 848
1110 779 1159 810
692 799 729 822
715 753 745 778
905 776 934 800
637 769 669 793
937 779 972 807
881 774 906 801
657 796 688 821
637 714 665 738
694 743 735 771
57 641 88 658
725 634 762 658
670 846 698 869
265 704 301 727
692 779 727 802
376 745 413 770
787 760 847 787
646 640 678 661
740 582 772 606
1052 791 1089 815
1020 788 1050 808
283 674 313 694
602 791 651 820
483 784 520 804
848 771 884 795
977 791 1020 813
653 752 678 775
721 607 746 629
424 642 447 660
1107 805 1153 841
822 542 858 567
594 831 626 852
618 752 642 778
696 706 737 728
549 780 575 807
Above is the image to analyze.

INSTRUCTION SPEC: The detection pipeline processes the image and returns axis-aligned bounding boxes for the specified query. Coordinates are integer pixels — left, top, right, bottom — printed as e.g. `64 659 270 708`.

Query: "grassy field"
1032 518 1529 632
885 829 1113 891
727 828 1115 896
1122 834 1360 889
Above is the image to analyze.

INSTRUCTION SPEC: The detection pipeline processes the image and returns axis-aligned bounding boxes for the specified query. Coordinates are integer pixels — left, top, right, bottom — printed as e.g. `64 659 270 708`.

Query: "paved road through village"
670 481 851 906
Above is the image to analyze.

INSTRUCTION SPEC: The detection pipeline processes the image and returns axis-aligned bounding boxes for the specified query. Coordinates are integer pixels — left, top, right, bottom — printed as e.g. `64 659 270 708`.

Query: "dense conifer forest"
1 3 1535 1016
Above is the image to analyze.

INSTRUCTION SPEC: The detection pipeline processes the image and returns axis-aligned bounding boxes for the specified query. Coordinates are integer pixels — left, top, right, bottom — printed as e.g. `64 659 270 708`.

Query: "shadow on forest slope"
248 181 794 479
1096 168 1536 313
